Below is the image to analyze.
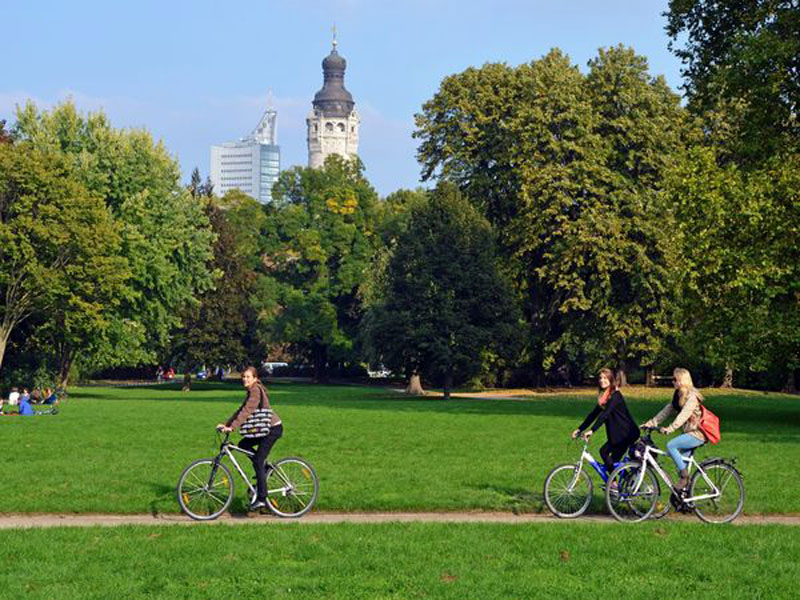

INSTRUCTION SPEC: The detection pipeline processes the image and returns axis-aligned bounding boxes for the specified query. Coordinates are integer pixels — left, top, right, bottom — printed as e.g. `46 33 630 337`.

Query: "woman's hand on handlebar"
580 430 593 442
571 429 581 440
216 424 232 433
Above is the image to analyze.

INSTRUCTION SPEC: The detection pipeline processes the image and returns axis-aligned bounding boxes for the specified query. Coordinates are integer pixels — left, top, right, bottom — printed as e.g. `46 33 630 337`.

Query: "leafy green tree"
259 156 380 380
363 183 521 398
188 167 202 198
171 194 264 378
666 147 800 388
665 0 800 160
13 101 215 373
0 142 128 381
415 48 685 382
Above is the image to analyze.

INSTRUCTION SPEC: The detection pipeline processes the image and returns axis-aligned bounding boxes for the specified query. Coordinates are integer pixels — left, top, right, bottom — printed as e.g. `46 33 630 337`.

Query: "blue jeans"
666 433 704 471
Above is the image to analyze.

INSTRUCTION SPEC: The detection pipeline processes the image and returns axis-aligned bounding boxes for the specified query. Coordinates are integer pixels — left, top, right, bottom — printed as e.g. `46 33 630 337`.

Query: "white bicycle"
606 427 745 523
177 431 319 520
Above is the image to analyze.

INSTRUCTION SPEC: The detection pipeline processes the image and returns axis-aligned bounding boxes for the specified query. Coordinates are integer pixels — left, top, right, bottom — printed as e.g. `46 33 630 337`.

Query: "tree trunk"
645 366 655 387
313 343 328 383
782 370 797 394
58 357 73 390
57 344 73 390
443 367 453 400
182 372 192 392
616 362 628 387
405 372 425 396
0 328 8 375
721 364 734 388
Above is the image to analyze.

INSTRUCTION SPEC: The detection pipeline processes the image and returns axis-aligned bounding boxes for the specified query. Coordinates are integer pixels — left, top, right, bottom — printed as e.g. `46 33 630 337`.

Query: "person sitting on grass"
217 366 283 512
641 367 707 490
43 387 58 405
18 391 34 416
572 368 639 480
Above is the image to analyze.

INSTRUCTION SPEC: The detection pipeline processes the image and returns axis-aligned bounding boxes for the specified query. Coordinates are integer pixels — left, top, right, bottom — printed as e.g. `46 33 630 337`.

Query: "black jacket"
577 390 639 446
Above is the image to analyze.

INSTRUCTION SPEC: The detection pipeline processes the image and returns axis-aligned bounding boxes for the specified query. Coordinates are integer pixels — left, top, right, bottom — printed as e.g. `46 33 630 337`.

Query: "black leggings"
600 437 636 473
239 424 283 502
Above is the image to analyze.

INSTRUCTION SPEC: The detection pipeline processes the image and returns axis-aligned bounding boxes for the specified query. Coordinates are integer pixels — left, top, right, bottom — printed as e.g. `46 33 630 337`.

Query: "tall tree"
415 48 685 382
665 0 800 160
666 146 800 387
259 156 380 380
13 101 215 374
188 167 202 198
172 193 265 377
0 142 128 380
363 183 520 398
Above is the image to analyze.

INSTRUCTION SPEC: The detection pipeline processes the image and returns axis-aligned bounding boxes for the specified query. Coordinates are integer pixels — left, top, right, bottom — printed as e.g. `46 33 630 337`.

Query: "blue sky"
2 1 684 196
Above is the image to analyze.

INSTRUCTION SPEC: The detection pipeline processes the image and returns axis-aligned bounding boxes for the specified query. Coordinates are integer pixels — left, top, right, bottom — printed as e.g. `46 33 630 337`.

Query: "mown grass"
0 382 798 514
0 521 797 599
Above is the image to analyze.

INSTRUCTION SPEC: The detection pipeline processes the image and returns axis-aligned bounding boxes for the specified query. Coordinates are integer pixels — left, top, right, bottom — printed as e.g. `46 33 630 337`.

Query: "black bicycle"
177 431 319 520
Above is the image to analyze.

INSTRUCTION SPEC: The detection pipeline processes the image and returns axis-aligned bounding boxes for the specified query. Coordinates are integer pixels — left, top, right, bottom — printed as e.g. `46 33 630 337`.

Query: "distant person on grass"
18 392 34 416
43 387 58 405
8 387 19 407
642 367 707 490
217 366 283 512
572 368 639 477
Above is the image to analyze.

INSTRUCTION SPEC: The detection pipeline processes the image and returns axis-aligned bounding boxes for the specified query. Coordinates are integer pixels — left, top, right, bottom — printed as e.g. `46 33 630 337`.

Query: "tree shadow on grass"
147 479 255 518
70 382 800 433
148 482 179 516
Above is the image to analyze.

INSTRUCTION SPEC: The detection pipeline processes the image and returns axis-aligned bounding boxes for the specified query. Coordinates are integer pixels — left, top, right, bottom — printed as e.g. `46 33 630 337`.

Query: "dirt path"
1 511 799 529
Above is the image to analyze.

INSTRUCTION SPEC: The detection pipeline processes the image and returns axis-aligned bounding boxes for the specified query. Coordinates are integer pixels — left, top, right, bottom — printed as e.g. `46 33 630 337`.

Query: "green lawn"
1 382 798 514
1 521 798 599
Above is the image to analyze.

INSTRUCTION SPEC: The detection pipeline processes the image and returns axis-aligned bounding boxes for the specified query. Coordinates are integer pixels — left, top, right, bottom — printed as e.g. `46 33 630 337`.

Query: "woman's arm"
226 386 262 430
590 391 623 431
643 403 674 428
664 393 699 434
577 405 602 432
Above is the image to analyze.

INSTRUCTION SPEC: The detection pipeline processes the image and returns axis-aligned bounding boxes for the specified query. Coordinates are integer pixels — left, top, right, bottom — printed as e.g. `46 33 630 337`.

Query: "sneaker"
249 499 266 511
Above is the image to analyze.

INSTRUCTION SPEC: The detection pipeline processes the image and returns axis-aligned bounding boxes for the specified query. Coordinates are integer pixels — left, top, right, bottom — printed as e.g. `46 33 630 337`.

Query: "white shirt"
7 391 19 406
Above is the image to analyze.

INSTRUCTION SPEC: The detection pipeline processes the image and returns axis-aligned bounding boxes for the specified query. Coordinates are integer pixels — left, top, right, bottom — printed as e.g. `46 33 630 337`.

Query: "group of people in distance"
573 367 708 490
0 386 59 415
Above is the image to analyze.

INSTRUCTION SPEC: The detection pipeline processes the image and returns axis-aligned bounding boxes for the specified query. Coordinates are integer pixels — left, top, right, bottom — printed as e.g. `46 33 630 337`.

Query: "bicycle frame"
569 440 625 487
632 436 720 504
211 434 293 500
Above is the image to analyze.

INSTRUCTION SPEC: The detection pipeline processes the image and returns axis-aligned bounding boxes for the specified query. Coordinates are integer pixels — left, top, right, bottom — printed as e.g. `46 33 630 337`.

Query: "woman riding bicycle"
217 366 283 511
641 367 706 490
572 368 639 477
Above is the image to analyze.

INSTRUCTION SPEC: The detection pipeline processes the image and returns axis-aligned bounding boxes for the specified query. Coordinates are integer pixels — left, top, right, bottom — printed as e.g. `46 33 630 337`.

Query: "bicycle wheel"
543 464 593 518
690 462 745 524
606 462 658 523
177 459 234 520
265 457 319 518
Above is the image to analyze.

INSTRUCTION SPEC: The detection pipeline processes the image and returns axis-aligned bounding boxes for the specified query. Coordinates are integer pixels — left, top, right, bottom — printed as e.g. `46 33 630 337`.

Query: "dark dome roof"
322 48 346 71
313 45 355 118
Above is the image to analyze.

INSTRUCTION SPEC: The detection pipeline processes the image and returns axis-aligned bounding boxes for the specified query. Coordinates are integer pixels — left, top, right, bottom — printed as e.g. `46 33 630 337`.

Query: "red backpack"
699 403 721 444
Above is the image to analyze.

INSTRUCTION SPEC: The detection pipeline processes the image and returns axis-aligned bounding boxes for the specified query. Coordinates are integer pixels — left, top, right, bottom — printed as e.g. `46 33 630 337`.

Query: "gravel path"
1 511 799 529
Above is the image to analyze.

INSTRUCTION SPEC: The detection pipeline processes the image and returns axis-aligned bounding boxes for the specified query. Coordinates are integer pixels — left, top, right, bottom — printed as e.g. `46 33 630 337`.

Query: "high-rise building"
210 104 280 204
307 38 359 168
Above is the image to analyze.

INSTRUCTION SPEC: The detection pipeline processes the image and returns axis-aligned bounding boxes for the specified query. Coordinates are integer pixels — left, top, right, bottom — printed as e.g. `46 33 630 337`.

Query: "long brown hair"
597 368 618 394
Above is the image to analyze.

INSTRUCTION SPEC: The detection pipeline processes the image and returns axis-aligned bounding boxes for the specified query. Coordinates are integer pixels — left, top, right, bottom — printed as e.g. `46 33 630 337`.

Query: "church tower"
307 35 359 168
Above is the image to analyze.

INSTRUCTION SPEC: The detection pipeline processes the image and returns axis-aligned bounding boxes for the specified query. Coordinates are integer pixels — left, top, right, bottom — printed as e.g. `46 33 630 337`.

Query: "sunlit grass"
0 381 796 514
0 521 797 599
